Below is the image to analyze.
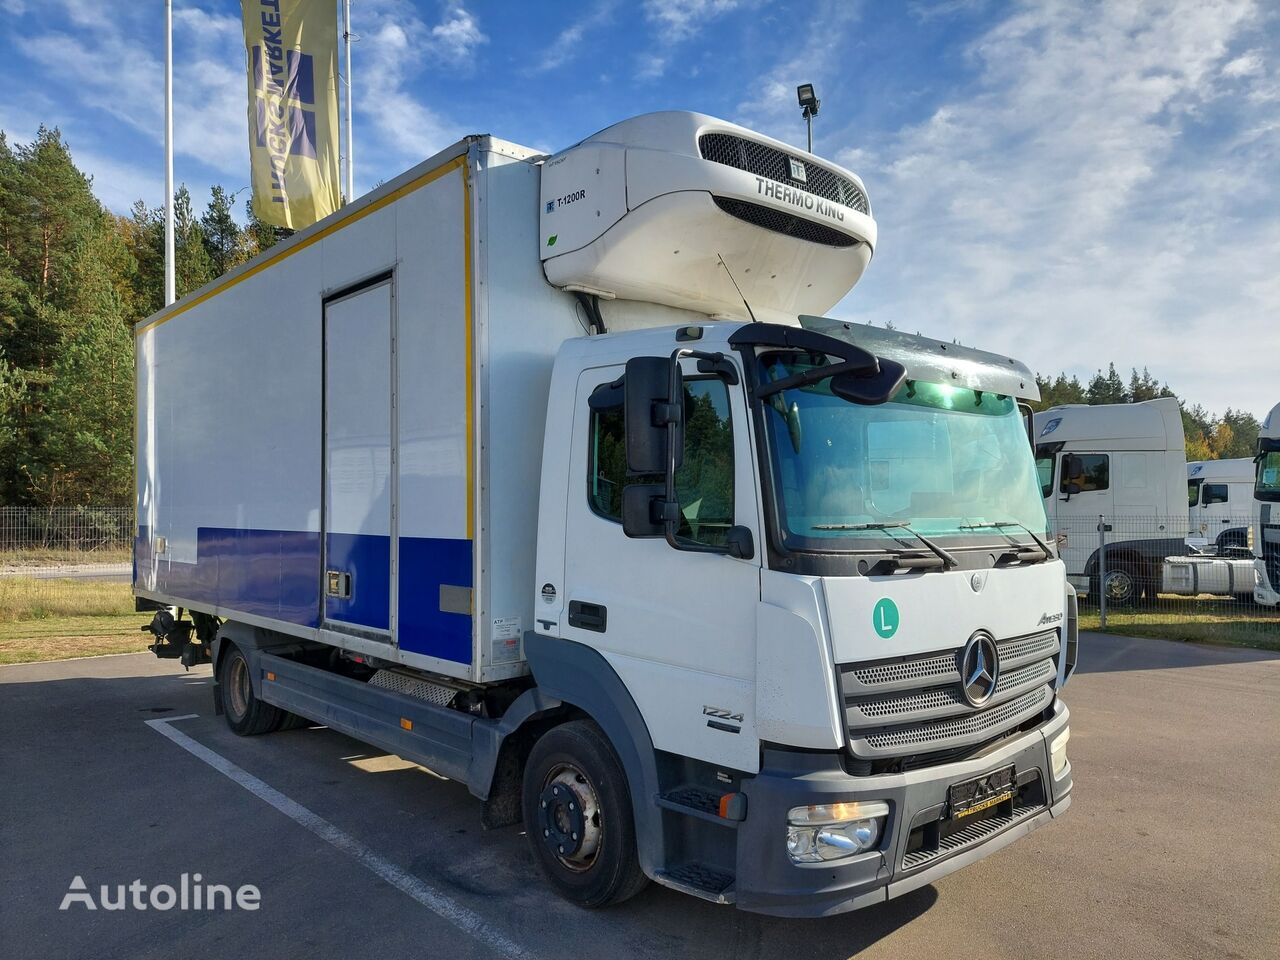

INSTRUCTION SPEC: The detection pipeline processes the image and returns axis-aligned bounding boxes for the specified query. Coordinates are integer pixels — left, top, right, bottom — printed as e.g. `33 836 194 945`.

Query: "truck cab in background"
1186 458 1255 555
1254 403 1280 606
1034 398 1186 604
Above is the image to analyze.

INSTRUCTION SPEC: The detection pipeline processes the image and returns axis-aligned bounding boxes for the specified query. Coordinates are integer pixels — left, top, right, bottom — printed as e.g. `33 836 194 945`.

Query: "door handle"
568 600 607 633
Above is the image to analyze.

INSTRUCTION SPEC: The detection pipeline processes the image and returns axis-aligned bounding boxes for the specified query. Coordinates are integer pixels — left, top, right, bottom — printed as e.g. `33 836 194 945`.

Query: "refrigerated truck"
1186 458 1254 554
136 111 1075 917
1254 403 1280 606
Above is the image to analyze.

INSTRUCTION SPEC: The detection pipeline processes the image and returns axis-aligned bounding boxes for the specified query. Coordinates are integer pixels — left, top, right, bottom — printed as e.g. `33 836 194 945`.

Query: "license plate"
948 765 1017 820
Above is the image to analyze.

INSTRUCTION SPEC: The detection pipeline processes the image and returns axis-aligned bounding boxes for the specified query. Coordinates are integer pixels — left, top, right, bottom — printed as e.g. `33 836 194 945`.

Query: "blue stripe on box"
136 526 322 627
398 537 474 665
325 532 391 631
135 526 473 664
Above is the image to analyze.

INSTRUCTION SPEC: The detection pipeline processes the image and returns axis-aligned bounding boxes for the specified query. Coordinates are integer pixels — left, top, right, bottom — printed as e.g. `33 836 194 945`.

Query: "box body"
135 138 573 682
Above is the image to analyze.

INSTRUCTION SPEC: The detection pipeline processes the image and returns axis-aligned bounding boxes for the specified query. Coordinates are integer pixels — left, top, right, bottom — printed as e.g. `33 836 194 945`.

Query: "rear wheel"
218 644 285 736
521 720 648 908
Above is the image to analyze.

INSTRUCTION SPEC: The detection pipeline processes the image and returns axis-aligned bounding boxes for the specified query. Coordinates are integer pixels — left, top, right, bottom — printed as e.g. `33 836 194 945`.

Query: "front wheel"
521 720 648 908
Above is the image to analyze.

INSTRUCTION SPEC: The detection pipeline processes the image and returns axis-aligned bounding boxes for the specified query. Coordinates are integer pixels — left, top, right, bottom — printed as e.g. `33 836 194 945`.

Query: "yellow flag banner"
241 0 341 229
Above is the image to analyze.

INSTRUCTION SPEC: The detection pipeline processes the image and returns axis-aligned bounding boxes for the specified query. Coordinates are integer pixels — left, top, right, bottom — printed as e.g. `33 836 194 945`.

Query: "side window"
588 377 735 547
1201 483 1229 506
1061 453 1109 493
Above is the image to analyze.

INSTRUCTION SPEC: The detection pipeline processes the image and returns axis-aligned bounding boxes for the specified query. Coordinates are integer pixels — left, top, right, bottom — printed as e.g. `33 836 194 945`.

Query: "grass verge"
0 615 151 664
1080 598 1280 652
0 548 130 566
0 578 150 664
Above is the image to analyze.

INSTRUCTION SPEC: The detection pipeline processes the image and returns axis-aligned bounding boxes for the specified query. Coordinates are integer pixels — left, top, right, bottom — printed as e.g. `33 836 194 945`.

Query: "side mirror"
724 525 755 560
624 357 683 474
1060 481 1082 500
621 483 670 538
829 358 907 406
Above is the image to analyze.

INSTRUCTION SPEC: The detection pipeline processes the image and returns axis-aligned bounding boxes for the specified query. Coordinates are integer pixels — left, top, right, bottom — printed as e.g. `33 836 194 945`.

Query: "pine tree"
174 185 213 297
201 185 244 278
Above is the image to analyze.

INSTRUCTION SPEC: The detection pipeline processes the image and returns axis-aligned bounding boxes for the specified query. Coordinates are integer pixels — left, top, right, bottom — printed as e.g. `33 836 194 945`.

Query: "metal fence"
1052 511 1278 646
0 506 133 559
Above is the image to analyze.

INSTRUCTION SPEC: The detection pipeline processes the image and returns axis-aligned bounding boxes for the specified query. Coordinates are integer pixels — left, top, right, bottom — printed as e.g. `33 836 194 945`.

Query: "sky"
1 0 1277 419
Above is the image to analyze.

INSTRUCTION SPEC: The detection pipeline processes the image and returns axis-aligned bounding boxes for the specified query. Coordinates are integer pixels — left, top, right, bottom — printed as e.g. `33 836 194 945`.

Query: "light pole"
164 0 175 306
797 83 820 154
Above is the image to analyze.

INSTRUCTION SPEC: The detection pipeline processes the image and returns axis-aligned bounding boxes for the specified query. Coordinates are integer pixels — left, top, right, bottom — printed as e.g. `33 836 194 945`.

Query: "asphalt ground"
1 632 1277 960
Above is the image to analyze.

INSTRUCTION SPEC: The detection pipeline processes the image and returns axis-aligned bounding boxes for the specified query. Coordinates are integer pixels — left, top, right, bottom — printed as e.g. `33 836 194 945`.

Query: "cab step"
654 862 736 904
655 786 742 826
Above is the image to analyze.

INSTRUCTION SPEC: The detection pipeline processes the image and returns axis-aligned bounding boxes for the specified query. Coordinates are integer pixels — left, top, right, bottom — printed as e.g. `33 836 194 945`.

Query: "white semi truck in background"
1034 399 1256 603
1254 403 1280 606
1187 458 1255 554
135 112 1075 916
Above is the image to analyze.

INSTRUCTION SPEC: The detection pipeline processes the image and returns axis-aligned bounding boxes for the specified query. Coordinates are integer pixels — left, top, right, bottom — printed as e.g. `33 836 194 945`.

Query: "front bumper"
735 700 1071 917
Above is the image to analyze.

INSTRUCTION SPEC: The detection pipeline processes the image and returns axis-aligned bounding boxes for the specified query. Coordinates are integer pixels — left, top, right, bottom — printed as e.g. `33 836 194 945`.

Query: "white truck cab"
134 111 1074 916
1034 398 1186 603
1254 403 1280 606
1187 458 1255 554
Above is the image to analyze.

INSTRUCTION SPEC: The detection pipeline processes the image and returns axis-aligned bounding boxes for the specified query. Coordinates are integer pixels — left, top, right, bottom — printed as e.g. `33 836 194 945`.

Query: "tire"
521 720 648 908
217 644 285 736
1101 562 1140 608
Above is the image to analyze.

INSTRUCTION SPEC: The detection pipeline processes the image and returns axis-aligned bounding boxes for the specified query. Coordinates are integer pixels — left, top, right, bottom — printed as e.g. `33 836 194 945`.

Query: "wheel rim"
1104 570 1135 603
227 655 251 720
536 762 603 872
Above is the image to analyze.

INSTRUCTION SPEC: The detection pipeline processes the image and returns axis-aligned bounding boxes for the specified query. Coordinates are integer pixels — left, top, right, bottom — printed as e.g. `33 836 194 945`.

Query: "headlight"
785 800 888 863
1050 726 1070 779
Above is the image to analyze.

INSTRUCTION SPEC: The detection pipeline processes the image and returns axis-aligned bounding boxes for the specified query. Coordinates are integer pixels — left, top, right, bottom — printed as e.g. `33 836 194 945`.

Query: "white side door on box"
323 278 394 638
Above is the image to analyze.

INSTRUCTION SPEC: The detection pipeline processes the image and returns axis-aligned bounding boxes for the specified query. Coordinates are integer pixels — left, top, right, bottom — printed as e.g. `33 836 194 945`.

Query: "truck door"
322 278 394 639
1052 450 1113 583
560 363 762 773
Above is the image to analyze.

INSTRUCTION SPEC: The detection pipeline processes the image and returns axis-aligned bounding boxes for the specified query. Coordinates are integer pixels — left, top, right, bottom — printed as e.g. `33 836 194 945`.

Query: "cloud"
12 2 247 181
634 0 743 79
534 1 617 73
426 1 488 64
1223 50 1264 77
825 0 1277 417
643 0 741 42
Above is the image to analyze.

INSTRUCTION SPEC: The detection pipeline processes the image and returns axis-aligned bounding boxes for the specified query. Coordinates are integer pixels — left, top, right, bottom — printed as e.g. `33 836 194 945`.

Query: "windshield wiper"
958 520 1054 561
812 520 959 569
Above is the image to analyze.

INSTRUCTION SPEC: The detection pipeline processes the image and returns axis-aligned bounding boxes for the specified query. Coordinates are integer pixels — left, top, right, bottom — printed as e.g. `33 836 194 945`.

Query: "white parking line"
146 714 534 960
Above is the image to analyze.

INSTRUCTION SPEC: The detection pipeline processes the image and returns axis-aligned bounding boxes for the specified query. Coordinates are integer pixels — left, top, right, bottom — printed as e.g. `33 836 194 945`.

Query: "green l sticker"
872 598 899 639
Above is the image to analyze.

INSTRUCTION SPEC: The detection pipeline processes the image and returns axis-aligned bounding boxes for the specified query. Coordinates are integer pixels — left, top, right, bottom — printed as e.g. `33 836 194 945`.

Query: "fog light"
1050 726 1070 779
785 800 888 863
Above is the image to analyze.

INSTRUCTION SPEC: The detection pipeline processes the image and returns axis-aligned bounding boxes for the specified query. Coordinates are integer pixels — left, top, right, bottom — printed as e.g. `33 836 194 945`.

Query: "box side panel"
395 164 477 673
135 160 465 644
474 150 586 681
135 247 326 630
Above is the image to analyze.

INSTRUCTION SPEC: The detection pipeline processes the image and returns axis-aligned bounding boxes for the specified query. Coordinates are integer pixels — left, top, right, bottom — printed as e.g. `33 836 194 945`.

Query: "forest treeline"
0 126 1264 507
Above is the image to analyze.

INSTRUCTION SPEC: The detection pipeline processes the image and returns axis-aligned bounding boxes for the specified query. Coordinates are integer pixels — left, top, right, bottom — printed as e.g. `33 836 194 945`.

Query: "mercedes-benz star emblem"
960 632 1000 706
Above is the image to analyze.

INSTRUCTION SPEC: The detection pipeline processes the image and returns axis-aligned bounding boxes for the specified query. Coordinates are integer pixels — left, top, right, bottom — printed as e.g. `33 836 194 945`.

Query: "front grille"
840 630 1059 762
712 196 857 247
698 132 871 214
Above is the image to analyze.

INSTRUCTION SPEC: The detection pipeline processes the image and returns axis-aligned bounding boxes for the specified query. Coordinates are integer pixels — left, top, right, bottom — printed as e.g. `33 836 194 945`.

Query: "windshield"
1258 440 1280 502
1188 477 1203 508
758 353 1048 551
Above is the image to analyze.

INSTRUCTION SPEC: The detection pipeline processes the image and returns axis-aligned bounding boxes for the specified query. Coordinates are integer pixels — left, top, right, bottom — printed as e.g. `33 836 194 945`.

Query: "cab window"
588 378 735 547
1062 453 1109 493
1201 483 1229 506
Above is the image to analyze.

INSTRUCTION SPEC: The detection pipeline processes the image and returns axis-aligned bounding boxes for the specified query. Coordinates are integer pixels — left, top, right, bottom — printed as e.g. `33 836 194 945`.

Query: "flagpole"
164 0 175 306
342 0 354 203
